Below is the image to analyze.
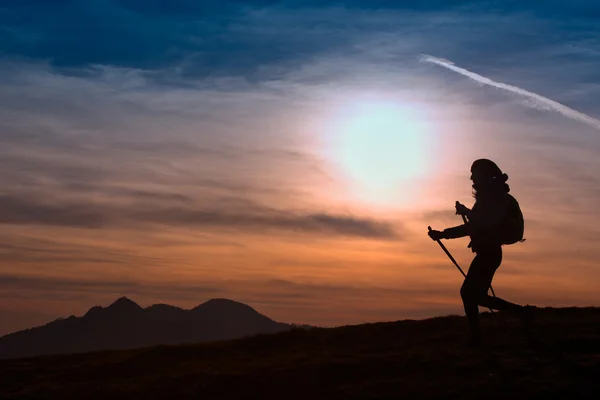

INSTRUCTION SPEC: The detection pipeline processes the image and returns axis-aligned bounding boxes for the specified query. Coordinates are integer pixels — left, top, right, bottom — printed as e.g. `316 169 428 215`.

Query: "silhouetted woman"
428 159 533 345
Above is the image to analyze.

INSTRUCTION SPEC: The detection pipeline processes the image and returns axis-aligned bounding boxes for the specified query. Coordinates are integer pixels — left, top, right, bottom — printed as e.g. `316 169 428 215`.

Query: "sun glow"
326 101 433 207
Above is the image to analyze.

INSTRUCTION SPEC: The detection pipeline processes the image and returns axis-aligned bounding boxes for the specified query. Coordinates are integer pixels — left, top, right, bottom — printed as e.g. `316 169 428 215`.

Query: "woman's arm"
442 224 469 239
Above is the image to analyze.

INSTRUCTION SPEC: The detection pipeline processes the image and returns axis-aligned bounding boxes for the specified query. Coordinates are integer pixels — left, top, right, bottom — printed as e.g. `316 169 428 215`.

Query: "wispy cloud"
420 54 600 130
0 194 401 239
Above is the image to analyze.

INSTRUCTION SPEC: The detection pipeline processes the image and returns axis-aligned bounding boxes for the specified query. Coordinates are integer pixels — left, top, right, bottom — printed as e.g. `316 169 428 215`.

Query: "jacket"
444 193 518 252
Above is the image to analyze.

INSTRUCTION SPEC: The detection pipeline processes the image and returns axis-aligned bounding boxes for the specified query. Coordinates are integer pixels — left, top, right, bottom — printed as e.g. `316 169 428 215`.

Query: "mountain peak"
108 297 142 311
84 297 142 318
193 298 254 311
203 298 245 306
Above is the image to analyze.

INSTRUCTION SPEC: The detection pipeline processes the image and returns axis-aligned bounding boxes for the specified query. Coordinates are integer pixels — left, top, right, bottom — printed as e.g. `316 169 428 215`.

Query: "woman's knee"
460 282 473 301
461 281 485 303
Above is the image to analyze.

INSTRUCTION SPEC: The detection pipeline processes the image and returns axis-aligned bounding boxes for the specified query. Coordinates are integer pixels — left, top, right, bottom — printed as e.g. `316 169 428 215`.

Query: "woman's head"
470 159 510 198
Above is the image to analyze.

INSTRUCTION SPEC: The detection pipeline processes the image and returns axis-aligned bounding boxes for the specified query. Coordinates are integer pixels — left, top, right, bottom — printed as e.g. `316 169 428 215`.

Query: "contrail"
420 54 600 131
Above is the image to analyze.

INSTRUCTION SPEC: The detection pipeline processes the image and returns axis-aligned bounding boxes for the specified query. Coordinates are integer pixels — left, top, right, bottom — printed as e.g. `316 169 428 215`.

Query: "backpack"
500 194 525 245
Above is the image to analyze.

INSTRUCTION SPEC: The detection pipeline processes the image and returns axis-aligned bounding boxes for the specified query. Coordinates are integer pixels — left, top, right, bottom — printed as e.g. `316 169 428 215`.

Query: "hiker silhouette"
428 159 534 346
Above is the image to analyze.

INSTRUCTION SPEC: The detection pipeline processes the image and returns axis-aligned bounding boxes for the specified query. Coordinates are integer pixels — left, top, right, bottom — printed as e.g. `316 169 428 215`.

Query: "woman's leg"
461 247 505 339
480 293 522 311
460 253 490 340
462 247 529 340
472 248 523 312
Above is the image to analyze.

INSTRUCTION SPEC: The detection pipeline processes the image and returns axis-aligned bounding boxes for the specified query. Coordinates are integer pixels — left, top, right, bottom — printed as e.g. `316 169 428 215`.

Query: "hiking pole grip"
456 201 469 224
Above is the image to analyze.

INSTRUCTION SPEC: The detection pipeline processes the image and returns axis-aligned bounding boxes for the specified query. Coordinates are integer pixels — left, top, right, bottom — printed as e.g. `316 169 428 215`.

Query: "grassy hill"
2 307 599 399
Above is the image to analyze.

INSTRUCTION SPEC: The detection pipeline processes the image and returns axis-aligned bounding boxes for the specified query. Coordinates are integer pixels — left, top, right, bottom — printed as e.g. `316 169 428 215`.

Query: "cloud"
0 274 445 302
0 195 109 228
0 56 401 240
0 239 168 266
420 54 600 130
0 58 342 229
0 194 400 239
139 208 401 239
0 273 223 297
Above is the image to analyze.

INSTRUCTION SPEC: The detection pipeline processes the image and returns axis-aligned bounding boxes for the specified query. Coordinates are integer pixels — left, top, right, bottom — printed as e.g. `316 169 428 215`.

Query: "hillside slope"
1 307 599 399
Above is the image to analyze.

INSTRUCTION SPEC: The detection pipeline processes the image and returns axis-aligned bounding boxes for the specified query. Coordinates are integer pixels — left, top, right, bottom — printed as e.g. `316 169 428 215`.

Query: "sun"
326 101 433 206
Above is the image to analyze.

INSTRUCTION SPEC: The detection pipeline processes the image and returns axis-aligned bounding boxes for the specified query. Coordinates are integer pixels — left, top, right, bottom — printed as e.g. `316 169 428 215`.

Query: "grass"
2 307 600 399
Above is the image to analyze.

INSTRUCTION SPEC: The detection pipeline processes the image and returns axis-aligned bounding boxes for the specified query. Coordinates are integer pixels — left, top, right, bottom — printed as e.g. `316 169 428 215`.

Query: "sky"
1 0 600 336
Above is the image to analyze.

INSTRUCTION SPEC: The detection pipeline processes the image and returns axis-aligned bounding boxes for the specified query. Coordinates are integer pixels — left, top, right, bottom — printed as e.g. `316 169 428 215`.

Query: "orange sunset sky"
1 1 600 336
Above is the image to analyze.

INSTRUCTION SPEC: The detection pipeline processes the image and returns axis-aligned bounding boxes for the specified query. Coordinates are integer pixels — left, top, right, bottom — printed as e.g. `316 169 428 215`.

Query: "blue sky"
1 0 600 335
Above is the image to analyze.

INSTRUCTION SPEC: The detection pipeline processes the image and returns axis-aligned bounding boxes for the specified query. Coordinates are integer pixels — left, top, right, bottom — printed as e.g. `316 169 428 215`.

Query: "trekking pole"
428 226 467 278
428 226 494 313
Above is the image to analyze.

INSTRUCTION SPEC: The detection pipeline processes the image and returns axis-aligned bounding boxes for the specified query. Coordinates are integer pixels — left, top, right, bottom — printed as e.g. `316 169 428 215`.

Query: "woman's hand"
455 201 470 216
428 229 445 241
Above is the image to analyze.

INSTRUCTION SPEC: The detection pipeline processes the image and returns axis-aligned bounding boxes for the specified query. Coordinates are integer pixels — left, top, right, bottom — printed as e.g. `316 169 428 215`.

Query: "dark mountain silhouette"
1 307 599 399
0 297 291 359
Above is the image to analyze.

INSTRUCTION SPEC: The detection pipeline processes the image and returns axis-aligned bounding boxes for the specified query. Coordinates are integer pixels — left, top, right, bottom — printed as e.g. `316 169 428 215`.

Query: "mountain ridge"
0 297 293 359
